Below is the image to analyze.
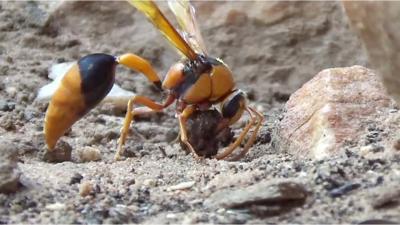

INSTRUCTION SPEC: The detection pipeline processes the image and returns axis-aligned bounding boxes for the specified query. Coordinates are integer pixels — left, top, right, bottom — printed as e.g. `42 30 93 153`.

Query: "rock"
45 202 66 211
43 140 72 163
167 181 195 191
370 183 400 209
276 66 397 159
0 141 21 194
0 100 15 112
79 181 93 197
108 204 134 224
342 2 400 105
358 219 398 224
77 146 102 162
394 138 400 151
204 179 307 217
142 179 156 188
19 1 64 28
0 113 16 131
329 182 361 198
69 173 83 185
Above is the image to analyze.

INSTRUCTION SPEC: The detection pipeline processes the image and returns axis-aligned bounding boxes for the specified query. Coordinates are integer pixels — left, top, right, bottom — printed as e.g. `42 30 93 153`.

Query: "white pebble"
78 146 102 162
167 181 195 191
45 203 66 211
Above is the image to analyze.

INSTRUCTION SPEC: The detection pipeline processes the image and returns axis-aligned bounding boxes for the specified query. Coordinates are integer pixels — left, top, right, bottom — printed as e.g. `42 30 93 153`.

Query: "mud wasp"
44 0 264 160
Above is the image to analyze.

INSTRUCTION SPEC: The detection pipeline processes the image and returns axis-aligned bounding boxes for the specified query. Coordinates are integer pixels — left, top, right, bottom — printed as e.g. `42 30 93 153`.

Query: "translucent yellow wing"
167 0 208 55
127 0 197 60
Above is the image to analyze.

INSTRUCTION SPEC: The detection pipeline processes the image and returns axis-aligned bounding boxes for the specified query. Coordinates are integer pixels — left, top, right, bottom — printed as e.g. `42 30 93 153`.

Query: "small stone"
124 178 135 186
23 1 65 28
329 182 361 198
204 179 307 215
166 213 177 219
45 202 66 211
371 184 400 209
79 181 93 197
0 140 21 194
360 145 385 156
5 86 17 97
143 179 156 187
69 173 83 185
217 208 226 214
0 100 14 112
23 110 37 121
394 139 400 151
0 113 16 131
0 65 9 76
43 141 72 163
0 101 8 111
167 181 195 191
108 204 132 223
77 146 102 162
358 219 398 224
258 131 272 144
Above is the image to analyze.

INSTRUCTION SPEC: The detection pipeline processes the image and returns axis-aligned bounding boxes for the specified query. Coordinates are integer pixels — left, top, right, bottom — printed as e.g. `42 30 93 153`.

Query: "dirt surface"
0 1 399 224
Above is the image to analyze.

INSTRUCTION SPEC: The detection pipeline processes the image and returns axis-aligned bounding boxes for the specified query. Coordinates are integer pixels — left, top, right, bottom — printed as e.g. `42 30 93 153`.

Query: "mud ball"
43 141 72 163
180 109 234 158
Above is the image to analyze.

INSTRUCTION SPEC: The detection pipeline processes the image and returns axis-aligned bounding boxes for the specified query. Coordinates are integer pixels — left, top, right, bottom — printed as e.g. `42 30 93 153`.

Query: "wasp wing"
127 0 197 60
168 0 208 55
36 62 135 108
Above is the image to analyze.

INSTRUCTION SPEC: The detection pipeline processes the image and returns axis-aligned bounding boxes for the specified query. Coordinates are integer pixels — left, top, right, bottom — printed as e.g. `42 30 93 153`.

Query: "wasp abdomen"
45 53 117 150
79 54 117 109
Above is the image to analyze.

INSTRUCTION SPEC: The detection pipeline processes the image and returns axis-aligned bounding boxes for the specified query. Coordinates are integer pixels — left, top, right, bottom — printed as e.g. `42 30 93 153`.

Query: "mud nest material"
180 109 234 158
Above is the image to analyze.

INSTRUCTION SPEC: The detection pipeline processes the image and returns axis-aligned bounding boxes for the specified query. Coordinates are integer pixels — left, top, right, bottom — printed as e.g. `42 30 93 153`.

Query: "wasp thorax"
162 62 185 90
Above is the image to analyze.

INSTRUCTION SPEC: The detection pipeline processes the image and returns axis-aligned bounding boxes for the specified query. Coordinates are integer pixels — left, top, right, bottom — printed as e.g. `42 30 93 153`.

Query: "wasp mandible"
44 0 264 160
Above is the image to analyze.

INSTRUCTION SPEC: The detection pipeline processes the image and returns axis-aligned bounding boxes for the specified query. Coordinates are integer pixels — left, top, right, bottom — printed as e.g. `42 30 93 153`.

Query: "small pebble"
69 173 83 185
0 65 9 76
0 100 15 112
393 139 400 151
358 219 398 224
78 146 102 162
168 181 195 191
329 183 361 198
258 132 272 144
79 181 93 197
166 213 177 219
217 208 226 214
43 141 72 163
124 178 135 186
143 179 156 187
5 87 17 96
45 203 66 211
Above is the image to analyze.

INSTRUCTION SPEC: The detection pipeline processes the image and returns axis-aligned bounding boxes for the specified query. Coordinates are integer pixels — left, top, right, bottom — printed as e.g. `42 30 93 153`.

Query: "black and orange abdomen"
45 54 117 150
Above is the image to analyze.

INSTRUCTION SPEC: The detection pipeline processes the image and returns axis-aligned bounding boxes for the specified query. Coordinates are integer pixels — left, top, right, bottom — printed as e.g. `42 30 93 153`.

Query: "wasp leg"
115 94 175 160
117 53 162 90
178 105 204 159
230 107 264 161
214 108 255 160
214 90 257 160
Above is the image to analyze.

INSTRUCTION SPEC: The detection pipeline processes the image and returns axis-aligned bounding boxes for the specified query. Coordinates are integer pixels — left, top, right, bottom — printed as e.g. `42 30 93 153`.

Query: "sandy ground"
0 1 399 224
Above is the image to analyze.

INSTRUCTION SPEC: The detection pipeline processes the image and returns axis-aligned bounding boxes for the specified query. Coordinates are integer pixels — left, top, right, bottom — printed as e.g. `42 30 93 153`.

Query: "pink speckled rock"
276 66 398 159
